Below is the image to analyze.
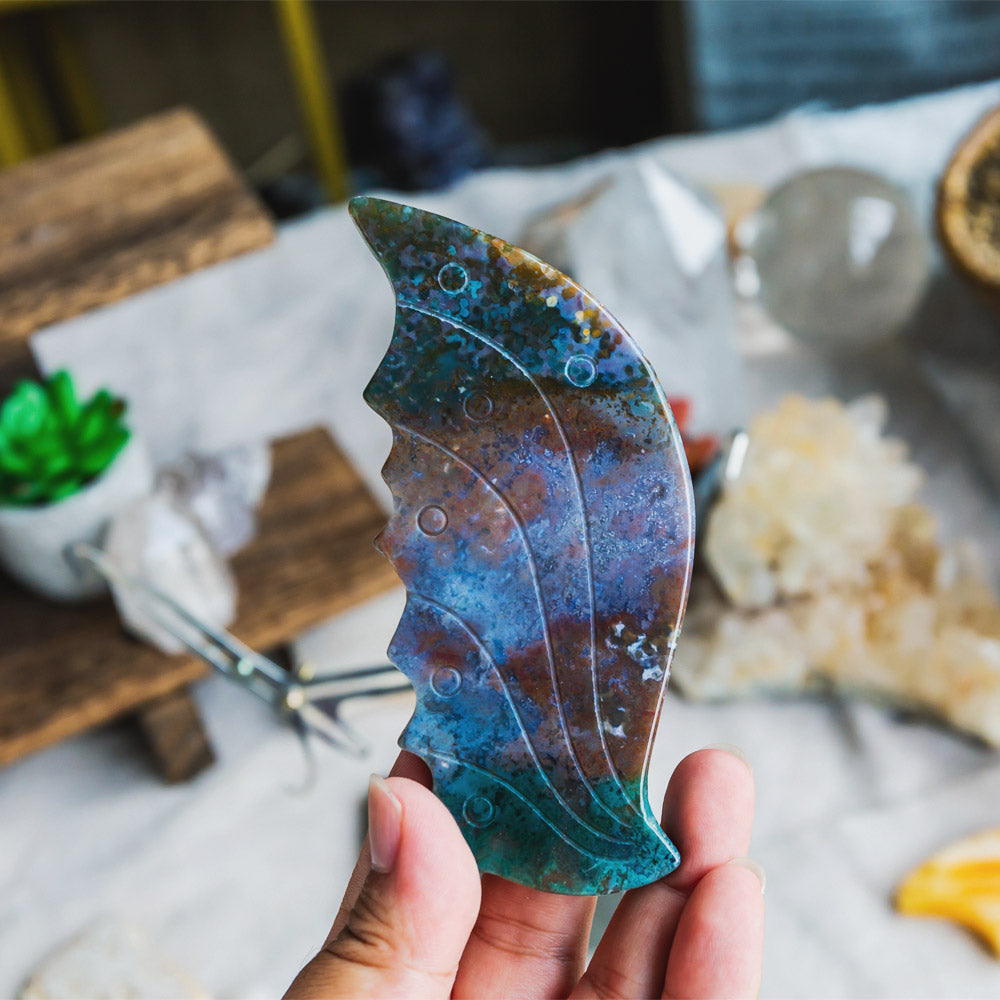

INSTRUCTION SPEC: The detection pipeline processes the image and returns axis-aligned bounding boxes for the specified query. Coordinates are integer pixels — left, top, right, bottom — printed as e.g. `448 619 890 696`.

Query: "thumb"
287 774 482 999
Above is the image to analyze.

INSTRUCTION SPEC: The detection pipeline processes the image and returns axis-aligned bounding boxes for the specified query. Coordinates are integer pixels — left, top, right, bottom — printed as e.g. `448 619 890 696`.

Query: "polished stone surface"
352 197 694 893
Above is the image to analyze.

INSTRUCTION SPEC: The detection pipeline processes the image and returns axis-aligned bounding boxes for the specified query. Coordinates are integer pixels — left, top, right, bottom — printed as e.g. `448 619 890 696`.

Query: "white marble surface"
4 79 1000 998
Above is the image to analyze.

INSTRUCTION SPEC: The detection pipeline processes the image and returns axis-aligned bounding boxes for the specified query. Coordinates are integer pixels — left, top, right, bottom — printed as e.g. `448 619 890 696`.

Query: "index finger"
326 751 431 943
573 746 756 999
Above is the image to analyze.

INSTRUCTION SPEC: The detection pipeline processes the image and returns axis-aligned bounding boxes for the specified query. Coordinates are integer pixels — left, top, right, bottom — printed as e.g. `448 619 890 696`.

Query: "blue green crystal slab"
351 196 694 894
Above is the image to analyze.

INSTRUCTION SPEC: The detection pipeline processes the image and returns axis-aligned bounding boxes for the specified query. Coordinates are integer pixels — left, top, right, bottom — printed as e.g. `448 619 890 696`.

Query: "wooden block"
0 107 275 386
134 688 215 784
0 427 397 769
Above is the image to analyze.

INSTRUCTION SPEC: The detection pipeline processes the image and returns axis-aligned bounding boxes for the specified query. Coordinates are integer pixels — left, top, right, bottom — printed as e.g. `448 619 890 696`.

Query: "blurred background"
2 2 1000 999
4 1 1000 199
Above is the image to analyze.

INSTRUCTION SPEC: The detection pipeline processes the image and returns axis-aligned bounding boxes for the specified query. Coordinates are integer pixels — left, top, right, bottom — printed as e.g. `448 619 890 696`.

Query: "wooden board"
135 689 217 784
0 107 274 387
0 427 398 767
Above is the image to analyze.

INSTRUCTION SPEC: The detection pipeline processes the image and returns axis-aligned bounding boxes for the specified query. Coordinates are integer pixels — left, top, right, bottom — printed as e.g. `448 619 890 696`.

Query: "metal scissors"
69 543 411 759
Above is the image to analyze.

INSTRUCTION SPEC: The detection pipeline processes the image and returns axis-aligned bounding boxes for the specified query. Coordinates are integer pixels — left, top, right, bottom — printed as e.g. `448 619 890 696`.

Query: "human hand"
285 746 763 999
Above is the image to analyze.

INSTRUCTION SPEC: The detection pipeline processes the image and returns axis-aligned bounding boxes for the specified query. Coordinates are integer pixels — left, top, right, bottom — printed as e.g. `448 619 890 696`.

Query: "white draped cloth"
4 79 1000 997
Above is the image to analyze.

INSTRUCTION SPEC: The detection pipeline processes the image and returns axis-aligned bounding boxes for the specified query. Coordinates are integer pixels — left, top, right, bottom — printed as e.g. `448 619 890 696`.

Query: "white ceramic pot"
0 438 154 601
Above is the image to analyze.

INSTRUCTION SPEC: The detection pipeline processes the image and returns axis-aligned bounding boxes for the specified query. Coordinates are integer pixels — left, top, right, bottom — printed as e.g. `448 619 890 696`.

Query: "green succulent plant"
0 371 131 507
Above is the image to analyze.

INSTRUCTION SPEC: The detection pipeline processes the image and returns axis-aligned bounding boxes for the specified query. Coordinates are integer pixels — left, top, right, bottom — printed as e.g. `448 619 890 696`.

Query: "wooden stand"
0 112 394 779
135 690 217 785
0 428 398 780
0 106 275 394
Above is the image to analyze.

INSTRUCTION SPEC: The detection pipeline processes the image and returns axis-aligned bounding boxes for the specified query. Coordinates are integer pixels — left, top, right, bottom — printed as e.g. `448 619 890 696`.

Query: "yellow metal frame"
273 0 350 202
46 11 103 137
0 20 58 153
0 0 102 167
0 0 348 200
0 46 30 165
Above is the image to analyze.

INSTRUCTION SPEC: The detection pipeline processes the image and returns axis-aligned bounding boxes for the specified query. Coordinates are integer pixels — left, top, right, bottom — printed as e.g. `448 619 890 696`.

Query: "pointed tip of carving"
349 196 399 271
347 194 376 234
348 193 380 219
349 197 415 259
349 195 409 224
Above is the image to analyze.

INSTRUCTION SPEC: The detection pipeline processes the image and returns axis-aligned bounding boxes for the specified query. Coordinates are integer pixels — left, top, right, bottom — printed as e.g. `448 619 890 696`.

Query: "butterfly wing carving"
351 196 694 894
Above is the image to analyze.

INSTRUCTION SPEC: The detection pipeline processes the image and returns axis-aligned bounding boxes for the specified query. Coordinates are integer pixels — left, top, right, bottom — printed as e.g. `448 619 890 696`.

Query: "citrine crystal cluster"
674 394 1000 745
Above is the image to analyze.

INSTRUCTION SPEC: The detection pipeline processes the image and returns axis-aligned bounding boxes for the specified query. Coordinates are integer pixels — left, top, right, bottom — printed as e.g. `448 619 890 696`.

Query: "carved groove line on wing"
403 299 644 818
636 658 671 826
409 591 629 847
395 422 628 832
426 748 607 861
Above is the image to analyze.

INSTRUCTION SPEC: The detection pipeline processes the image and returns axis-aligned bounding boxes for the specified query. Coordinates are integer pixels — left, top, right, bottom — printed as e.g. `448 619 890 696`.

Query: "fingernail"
728 857 766 894
701 742 753 774
368 774 403 874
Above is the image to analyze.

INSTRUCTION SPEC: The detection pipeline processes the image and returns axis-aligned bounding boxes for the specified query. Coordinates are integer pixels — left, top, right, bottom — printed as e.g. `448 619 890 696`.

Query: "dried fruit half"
896 827 1000 957
938 103 1000 315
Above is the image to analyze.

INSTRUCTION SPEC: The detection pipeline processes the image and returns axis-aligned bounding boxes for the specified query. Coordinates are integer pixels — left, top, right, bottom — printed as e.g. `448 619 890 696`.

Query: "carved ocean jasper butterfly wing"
351 196 694 894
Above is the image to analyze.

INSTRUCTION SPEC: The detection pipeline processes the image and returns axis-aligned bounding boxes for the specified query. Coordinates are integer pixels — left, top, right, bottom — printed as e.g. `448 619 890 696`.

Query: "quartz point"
157 442 271 557
103 494 236 655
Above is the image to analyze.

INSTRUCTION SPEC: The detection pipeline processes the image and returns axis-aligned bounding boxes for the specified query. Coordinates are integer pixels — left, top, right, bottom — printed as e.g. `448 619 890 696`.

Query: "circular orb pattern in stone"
438 262 469 294
565 354 597 387
463 795 496 828
431 666 463 697
417 504 448 536
463 390 494 421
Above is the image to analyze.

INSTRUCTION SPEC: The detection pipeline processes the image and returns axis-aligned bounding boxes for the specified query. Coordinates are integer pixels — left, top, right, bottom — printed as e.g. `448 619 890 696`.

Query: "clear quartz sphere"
735 167 931 345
